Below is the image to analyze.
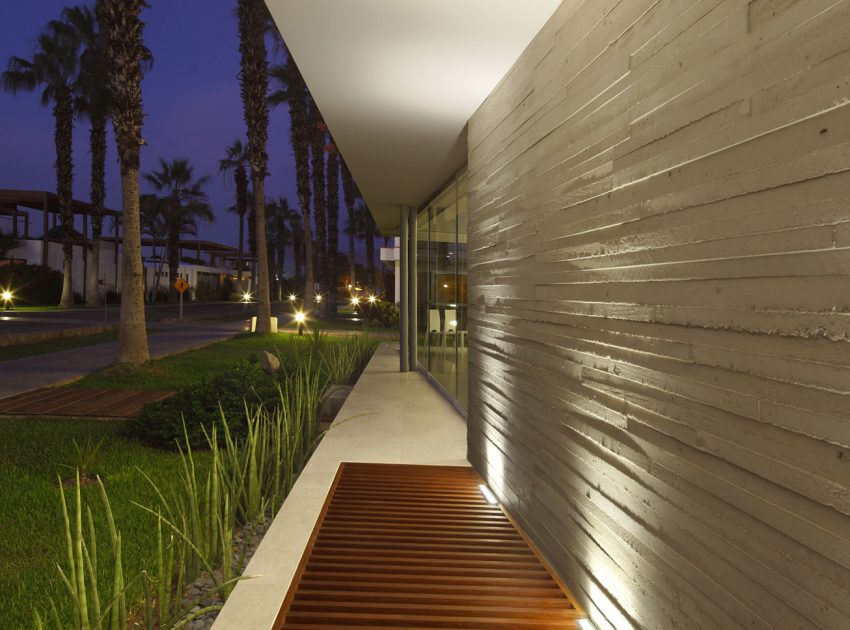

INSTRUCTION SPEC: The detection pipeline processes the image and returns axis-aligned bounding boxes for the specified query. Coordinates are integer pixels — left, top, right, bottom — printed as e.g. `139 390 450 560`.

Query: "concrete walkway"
0 321 246 398
214 343 468 630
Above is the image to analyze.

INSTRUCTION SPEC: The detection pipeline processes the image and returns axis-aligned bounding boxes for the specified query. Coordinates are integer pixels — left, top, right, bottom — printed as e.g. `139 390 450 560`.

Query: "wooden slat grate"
275 463 583 629
0 388 174 418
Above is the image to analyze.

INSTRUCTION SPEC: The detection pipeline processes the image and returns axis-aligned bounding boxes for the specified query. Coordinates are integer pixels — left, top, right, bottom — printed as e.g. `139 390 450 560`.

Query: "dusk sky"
0 0 303 250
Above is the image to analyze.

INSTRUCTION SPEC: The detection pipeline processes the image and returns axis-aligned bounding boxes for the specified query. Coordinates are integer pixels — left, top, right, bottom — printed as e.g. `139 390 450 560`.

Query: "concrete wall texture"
466 1 850 628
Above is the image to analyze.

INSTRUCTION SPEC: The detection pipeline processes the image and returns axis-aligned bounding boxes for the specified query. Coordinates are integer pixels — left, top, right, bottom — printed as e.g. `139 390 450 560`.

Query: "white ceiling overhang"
265 0 561 235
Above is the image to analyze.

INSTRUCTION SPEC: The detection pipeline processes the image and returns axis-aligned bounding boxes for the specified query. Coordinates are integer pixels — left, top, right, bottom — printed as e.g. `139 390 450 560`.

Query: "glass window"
416 168 467 411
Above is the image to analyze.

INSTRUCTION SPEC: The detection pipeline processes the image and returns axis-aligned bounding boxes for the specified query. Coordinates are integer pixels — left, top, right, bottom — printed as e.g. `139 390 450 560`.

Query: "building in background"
0 189 248 302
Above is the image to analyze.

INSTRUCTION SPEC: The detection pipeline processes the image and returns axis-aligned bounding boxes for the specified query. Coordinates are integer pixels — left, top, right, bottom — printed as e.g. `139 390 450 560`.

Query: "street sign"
174 278 189 294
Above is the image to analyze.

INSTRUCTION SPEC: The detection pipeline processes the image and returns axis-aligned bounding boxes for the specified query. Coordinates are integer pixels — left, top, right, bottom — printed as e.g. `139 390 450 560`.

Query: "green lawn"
72 326 385 391
71 333 290 390
0 417 207 629
0 330 119 362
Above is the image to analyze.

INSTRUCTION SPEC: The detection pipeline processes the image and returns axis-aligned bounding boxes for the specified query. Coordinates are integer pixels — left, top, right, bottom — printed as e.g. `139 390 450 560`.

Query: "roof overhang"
265 0 560 235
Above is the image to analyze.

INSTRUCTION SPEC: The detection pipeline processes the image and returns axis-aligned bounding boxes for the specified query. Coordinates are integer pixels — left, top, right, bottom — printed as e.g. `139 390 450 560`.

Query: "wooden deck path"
0 387 173 418
275 462 584 629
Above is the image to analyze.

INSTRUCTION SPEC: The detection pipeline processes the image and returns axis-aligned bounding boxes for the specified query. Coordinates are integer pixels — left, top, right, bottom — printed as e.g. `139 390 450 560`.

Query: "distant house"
0 189 249 301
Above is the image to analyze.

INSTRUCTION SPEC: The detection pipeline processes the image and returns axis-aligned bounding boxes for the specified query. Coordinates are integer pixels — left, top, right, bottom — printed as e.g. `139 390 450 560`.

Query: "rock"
317 384 353 425
259 351 281 374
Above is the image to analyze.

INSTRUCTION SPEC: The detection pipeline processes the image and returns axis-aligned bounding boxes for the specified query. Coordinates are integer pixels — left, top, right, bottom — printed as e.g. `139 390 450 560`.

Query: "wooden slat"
275 463 582 629
0 388 174 418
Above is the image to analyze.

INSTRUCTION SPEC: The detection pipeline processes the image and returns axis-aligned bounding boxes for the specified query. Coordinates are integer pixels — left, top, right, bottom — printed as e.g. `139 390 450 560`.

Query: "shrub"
135 360 280 450
363 299 399 329
0 264 63 306
135 335 380 451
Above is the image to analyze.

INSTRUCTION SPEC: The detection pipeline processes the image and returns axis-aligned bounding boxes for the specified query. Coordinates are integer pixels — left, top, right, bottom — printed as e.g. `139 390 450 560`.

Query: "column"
408 206 417 372
399 206 409 372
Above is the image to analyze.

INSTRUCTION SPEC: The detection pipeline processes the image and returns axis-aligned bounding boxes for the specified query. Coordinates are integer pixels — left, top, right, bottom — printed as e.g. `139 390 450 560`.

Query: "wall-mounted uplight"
478 484 498 505
577 620 597 630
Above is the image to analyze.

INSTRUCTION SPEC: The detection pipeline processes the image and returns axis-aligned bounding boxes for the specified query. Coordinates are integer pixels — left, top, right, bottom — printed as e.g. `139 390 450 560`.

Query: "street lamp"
294 310 306 335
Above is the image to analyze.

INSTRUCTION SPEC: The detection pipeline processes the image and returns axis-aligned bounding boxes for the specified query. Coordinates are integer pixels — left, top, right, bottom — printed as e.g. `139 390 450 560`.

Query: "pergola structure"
0 190 123 300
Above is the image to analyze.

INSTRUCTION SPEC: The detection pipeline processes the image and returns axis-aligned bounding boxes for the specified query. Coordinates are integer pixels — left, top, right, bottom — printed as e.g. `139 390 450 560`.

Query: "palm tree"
266 197 294 300
219 139 249 290
269 54 314 306
325 139 340 312
341 161 359 292
60 5 106 307
289 207 304 284
3 18 81 308
97 0 150 363
354 204 377 290
237 0 272 332
311 104 327 305
140 193 166 300
143 158 213 302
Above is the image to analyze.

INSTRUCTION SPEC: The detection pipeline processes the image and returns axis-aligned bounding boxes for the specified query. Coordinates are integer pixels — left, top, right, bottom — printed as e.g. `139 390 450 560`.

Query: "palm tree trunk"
98 0 150 364
366 228 375 290
86 111 107 307
252 176 271 329
301 191 315 305
292 218 303 282
341 162 357 293
277 237 285 301
168 238 179 303
236 212 245 291
348 230 356 292
311 113 326 308
238 0 272 332
117 168 150 362
55 90 75 308
326 146 339 313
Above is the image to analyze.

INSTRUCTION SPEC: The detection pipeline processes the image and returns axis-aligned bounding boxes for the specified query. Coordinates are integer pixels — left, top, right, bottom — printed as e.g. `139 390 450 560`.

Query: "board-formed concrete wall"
466 1 850 628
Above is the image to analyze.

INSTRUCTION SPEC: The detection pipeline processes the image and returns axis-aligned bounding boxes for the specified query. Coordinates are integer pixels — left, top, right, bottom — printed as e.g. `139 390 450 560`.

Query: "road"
0 301 258 336
0 320 246 398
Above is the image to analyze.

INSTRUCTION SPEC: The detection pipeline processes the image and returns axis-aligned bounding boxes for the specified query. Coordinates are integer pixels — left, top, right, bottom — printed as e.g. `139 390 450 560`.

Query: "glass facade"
416 170 468 410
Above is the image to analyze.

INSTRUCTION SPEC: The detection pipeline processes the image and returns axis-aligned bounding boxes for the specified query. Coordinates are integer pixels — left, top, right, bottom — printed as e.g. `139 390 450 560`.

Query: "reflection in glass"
415 169 468 411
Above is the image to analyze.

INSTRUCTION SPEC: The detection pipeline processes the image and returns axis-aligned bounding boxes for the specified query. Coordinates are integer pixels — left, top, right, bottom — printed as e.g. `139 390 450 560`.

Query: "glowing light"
478 484 498 505
347 284 352 290
368 295 377 304
242 291 252 303
449 320 457 327
315 294 323 303
288 294 297 302
1 291 11 302
294 311 306 324
351 296 360 306
443 283 449 288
